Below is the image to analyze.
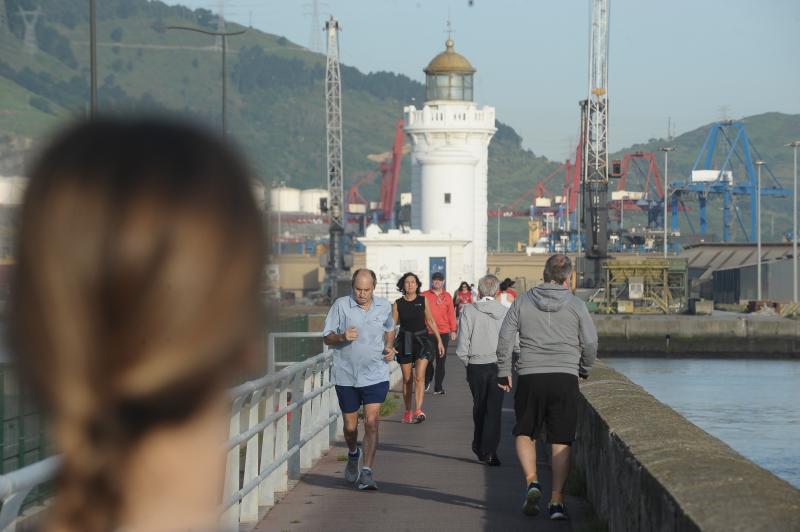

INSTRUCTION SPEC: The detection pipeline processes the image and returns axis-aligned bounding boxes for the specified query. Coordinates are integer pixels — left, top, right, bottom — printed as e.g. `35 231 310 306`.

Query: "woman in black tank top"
392 272 444 423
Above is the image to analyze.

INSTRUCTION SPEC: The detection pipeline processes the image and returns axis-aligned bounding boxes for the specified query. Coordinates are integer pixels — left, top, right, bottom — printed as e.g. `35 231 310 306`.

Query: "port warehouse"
271 241 797 306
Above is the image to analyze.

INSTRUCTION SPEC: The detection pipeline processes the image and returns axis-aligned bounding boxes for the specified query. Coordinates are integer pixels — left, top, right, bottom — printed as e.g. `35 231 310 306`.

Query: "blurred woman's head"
458 281 470 292
9 118 265 532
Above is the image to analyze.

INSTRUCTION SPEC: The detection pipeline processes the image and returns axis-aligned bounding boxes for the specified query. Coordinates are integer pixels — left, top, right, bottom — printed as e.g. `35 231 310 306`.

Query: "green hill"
0 0 557 208
0 0 796 248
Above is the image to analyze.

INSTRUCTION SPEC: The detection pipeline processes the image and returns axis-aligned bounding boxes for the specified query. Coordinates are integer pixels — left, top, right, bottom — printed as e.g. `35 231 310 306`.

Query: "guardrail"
0 456 59 531
221 347 339 528
0 332 399 531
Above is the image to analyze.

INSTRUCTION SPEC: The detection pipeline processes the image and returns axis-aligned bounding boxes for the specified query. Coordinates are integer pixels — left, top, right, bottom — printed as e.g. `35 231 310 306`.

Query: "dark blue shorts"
335 381 390 414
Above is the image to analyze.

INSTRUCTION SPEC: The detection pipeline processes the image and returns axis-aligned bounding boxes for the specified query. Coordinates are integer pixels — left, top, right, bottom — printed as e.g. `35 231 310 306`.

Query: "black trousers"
425 334 449 391
466 362 503 457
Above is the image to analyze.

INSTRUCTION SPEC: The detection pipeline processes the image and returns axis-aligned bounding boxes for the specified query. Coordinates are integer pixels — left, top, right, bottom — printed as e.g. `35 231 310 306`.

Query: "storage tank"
0 176 28 205
270 186 301 212
300 188 328 214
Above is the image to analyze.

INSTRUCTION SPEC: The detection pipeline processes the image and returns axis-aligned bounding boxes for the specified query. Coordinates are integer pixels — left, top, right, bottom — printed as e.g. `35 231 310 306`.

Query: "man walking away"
423 271 457 394
323 269 396 490
456 274 507 466
496 254 597 520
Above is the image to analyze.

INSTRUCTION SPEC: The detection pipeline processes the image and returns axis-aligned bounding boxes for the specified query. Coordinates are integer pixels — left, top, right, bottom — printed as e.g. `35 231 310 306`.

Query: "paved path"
257 352 592 532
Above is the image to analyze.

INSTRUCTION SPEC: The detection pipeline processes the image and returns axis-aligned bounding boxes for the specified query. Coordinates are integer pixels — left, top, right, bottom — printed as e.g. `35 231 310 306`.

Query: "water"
604 358 800 489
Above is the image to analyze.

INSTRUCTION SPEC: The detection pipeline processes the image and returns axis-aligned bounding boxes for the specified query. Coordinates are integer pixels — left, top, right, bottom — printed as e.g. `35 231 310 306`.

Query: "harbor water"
605 358 800 489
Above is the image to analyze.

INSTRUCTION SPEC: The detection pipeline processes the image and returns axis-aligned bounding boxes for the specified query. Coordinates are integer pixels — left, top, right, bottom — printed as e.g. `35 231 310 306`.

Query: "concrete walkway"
257 353 593 532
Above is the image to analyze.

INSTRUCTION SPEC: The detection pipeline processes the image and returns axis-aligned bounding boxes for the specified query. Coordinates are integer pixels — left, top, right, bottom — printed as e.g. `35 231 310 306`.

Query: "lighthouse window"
444 193 451 204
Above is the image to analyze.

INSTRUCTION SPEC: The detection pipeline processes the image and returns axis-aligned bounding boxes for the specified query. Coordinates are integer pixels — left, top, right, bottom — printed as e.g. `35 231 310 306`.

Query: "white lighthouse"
403 37 496 283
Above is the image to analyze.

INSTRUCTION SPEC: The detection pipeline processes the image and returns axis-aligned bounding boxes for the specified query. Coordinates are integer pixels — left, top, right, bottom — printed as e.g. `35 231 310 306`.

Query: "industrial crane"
346 119 405 229
322 16 351 300
578 0 611 287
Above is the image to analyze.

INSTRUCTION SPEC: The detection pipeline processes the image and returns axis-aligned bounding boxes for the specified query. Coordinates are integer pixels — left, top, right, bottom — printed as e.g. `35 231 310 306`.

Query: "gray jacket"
496 283 597 378
456 298 508 366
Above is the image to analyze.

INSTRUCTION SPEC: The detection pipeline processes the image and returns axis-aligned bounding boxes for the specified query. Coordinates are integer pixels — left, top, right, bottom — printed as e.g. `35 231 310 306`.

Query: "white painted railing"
0 457 59 532
0 333 400 531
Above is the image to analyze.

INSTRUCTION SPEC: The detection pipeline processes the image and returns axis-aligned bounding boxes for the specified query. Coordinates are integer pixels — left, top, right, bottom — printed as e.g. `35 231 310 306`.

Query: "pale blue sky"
167 0 800 161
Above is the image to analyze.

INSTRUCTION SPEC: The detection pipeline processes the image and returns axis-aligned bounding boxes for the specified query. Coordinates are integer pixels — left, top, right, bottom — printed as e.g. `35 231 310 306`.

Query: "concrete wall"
594 315 800 357
574 363 800 532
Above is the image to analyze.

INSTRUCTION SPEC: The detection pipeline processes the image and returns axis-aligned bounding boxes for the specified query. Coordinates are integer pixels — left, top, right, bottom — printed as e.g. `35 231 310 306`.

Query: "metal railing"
0 333 399 531
0 457 59 530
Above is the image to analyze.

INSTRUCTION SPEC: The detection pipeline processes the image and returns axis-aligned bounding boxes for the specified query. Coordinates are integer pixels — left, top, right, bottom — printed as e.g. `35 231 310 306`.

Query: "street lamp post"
496 203 502 252
660 147 675 258
755 160 764 301
787 141 800 303
89 0 97 117
167 25 246 138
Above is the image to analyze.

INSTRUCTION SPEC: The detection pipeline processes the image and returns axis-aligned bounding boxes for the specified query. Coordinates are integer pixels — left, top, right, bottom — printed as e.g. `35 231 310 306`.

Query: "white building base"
359 225 470 299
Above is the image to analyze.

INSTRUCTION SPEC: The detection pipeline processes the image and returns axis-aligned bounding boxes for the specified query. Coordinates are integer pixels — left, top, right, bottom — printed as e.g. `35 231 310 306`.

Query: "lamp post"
496 202 502 252
89 0 97 117
276 180 286 256
755 160 764 301
787 141 800 303
167 25 246 138
660 147 675 258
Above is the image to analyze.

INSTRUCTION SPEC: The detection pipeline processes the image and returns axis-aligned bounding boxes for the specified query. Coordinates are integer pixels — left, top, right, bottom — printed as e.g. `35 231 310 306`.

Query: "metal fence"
0 334 400 531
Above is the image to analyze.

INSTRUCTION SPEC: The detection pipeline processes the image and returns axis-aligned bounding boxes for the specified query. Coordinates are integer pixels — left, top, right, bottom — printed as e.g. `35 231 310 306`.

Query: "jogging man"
422 271 457 394
323 269 396 490
496 254 597 520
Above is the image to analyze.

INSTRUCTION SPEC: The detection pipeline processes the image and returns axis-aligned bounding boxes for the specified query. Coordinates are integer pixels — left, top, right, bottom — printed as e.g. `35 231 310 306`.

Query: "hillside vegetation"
0 0 797 246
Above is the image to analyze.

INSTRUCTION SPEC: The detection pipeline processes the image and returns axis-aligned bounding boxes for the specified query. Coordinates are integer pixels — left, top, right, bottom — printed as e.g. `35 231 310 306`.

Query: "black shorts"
513 373 579 444
395 330 434 365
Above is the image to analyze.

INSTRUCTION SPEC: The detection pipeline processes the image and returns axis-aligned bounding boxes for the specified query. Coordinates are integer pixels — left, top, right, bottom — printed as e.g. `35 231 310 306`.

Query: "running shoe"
549 501 568 520
344 446 362 483
425 382 431 392
414 409 426 423
433 389 445 395
401 411 414 424
522 482 542 516
357 468 378 490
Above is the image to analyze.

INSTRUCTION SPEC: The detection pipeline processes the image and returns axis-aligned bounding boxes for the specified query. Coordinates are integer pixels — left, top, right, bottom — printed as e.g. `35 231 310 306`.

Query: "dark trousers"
425 333 449 391
466 362 503 457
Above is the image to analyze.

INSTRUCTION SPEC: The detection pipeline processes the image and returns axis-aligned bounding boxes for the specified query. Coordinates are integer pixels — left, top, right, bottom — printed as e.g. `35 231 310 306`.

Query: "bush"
110 27 123 43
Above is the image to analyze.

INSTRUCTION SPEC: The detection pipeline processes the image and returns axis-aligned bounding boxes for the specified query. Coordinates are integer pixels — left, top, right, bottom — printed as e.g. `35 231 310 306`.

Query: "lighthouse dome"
424 39 475 102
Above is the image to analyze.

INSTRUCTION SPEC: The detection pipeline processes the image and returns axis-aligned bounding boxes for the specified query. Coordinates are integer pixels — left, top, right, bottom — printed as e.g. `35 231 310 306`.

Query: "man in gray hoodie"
496 254 597 521
456 274 507 466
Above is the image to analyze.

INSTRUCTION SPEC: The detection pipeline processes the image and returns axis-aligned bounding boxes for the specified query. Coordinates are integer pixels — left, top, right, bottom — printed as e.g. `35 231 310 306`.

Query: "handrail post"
274 380 289 491
221 396 245 529
258 385 277 508
287 372 304 480
240 388 263 524
299 368 314 470
327 361 339 443
310 365 324 461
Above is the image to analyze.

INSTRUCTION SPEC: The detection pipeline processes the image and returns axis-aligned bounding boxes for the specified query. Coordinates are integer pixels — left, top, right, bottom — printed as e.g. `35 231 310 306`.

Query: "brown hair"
9 118 265 532
543 254 572 284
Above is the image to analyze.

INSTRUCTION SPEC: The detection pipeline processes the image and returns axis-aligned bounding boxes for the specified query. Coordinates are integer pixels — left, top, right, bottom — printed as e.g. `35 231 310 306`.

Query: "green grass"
379 392 401 417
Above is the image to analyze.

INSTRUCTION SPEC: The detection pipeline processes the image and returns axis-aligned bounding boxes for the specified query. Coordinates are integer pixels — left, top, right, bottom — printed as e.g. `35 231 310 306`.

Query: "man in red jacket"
422 272 457 394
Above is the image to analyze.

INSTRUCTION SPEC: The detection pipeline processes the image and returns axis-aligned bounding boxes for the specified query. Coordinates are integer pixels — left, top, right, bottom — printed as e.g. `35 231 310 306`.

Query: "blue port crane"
669 120 790 242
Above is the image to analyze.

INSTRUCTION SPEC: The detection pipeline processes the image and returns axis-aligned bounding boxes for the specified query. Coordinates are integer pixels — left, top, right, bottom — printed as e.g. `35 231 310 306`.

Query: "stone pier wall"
573 363 800 531
594 315 800 357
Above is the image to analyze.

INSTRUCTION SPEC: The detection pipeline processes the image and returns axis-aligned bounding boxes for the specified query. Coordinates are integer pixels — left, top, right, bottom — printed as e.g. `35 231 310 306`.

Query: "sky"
166 0 800 161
